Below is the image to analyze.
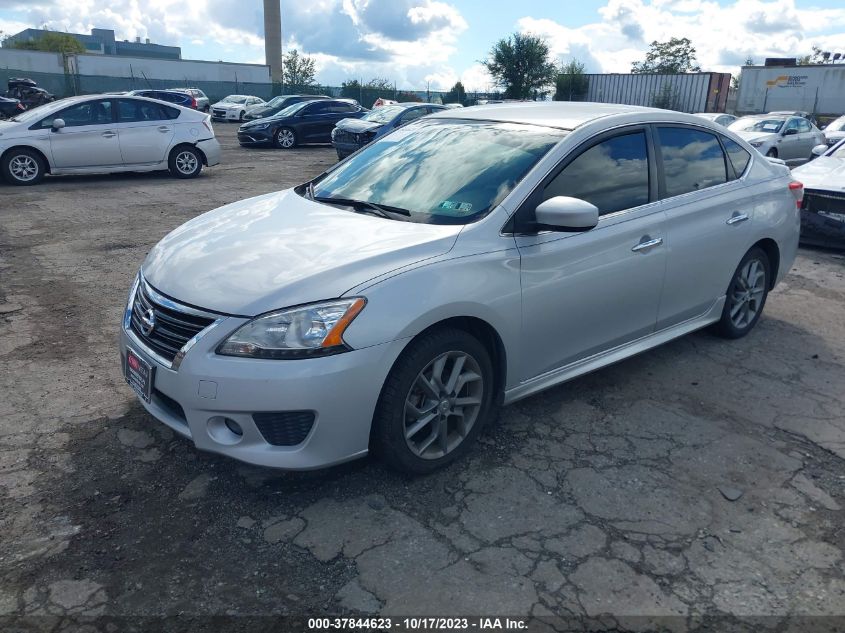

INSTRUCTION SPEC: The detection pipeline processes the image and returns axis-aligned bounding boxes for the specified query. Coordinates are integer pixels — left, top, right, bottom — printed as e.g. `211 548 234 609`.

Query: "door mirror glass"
812 144 828 157
51 118 65 131
535 196 599 232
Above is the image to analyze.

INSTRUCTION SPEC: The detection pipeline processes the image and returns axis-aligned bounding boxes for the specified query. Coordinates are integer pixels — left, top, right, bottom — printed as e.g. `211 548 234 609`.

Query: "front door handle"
632 236 663 253
726 212 749 226
101 131 116 138
158 126 171 133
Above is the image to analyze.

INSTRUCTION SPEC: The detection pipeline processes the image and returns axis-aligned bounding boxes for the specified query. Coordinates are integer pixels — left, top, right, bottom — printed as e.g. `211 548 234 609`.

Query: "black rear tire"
168 146 203 179
1 148 45 186
766 148 778 158
371 328 495 475
714 247 771 339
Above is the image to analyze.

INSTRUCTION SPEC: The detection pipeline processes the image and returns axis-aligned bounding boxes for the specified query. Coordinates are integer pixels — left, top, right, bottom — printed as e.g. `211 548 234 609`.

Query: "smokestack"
263 0 282 92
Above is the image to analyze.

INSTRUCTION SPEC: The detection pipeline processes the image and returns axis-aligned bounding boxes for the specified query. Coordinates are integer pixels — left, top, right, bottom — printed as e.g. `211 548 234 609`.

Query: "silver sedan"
120 102 801 474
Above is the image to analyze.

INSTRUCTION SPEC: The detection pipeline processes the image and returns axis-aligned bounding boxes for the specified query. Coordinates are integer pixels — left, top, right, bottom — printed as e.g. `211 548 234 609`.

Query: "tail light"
789 181 804 209
16 103 25 112
191 97 198 109
202 117 214 134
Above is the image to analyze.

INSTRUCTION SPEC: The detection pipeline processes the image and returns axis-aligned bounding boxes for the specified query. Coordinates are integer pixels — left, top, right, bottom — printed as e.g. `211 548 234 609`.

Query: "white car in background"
821 115 845 148
0 94 220 186
694 112 736 127
210 95 265 122
728 114 825 164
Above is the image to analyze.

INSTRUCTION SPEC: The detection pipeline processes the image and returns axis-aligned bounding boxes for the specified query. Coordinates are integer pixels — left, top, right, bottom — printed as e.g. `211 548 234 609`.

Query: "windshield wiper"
313 196 411 219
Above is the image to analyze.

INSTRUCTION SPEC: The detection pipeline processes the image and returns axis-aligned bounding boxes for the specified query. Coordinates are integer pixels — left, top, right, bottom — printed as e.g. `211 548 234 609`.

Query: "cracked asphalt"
1 125 844 632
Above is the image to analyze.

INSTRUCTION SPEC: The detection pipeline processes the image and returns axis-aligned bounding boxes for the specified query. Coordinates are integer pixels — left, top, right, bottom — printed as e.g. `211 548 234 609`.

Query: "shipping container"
581 72 731 113
736 65 845 116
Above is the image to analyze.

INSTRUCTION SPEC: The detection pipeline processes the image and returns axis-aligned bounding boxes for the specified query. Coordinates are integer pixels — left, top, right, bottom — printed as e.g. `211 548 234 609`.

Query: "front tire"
714 247 770 339
274 127 297 149
766 148 778 158
168 146 203 179
372 328 495 475
2 148 45 186
238 110 245 122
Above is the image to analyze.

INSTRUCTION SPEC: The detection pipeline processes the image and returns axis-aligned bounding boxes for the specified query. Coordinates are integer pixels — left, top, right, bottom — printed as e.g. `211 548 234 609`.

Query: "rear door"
654 126 755 328
114 98 176 165
40 99 123 168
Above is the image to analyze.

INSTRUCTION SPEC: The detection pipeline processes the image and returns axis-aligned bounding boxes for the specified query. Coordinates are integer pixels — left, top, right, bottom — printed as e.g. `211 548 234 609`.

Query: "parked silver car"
120 102 801 474
728 114 825 164
0 95 220 185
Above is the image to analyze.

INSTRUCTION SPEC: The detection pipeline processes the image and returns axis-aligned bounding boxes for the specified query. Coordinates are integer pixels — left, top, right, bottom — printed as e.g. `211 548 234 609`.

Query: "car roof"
428 101 681 130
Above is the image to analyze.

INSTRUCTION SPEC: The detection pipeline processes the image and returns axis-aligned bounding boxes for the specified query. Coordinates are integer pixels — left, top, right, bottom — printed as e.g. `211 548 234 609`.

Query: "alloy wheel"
403 350 484 460
277 129 295 149
9 155 39 182
175 151 198 175
729 258 766 329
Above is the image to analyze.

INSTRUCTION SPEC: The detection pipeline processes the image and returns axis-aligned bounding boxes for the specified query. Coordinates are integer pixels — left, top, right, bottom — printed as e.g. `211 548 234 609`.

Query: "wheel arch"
169 142 206 166
1 145 51 174
752 237 781 289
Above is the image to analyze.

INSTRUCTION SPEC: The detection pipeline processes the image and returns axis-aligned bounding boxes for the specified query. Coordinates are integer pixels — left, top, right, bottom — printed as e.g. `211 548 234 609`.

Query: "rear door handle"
158 126 171 133
632 236 663 253
726 212 749 225
101 131 116 138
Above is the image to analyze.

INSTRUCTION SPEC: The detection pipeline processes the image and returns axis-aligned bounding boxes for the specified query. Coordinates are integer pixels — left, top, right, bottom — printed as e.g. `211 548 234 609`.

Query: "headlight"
250 122 270 130
217 298 366 359
749 141 764 147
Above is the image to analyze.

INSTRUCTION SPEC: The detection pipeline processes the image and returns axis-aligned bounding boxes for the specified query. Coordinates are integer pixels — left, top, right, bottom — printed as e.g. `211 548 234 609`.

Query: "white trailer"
736 64 845 116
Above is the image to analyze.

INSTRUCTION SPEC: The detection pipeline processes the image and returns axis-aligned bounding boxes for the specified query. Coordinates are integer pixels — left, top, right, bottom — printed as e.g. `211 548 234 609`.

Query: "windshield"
311 119 565 224
729 117 785 134
361 105 406 124
826 117 845 132
268 101 310 119
221 96 248 104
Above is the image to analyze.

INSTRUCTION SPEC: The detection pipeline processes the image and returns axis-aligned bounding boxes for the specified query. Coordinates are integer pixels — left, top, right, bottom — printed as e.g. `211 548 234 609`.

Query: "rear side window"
118 99 167 122
544 131 650 215
657 127 727 197
722 137 751 179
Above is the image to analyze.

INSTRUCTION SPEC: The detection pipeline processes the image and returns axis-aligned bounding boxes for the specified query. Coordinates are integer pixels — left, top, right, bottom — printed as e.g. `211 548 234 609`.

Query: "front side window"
658 127 727 197
721 137 751 179
784 118 800 133
305 102 329 115
544 131 650 215
312 119 564 224
797 119 812 133
38 100 113 128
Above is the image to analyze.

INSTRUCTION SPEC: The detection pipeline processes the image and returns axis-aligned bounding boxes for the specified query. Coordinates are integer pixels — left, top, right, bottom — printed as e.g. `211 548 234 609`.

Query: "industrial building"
2 28 181 60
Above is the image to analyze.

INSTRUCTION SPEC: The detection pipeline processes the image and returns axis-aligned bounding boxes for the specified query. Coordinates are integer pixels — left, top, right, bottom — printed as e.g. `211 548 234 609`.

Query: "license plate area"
125 346 154 402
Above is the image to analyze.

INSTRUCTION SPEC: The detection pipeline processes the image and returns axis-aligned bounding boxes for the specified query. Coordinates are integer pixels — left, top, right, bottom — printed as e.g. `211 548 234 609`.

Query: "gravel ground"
1 124 844 632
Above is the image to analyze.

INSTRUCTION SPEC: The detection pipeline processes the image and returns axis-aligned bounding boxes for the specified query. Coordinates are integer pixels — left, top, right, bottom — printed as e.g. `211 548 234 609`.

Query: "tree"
282 49 316 90
444 80 467 105
341 79 362 101
482 32 557 99
651 83 680 110
731 57 754 90
631 37 701 73
8 31 85 54
798 45 825 65
553 60 589 101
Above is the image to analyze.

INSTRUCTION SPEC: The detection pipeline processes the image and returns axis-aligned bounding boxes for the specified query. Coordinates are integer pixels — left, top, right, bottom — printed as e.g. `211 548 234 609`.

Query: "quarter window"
544 131 650 215
657 127 727 197
721 137 751 179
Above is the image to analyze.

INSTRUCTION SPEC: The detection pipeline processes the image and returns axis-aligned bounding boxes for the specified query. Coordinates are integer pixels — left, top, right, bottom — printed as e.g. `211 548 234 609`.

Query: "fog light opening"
206 416 244 445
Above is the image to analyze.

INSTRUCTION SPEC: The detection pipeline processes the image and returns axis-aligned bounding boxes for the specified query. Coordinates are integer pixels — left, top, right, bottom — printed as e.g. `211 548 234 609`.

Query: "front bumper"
196 138 221 166
237 128 273 145
331 140 363 159
119 300 406 469
211 108 243 121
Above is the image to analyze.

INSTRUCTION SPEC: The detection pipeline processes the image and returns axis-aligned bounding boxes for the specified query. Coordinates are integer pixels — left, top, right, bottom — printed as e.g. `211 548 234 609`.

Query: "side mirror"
535 196 599 232
51 118 65 131
812 144 828 157
783 128 798 136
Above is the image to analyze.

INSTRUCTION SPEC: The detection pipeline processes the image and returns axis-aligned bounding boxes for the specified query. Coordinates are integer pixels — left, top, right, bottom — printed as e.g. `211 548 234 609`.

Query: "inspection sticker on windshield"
438 201 473 214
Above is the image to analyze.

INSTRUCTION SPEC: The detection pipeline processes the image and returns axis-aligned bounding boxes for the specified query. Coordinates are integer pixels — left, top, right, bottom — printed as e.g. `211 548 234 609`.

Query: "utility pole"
263 0 282 96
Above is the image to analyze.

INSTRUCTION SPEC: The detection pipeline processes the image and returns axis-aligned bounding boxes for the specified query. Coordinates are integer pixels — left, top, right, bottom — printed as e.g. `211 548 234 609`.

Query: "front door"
516 129 667 381
40 99 123 169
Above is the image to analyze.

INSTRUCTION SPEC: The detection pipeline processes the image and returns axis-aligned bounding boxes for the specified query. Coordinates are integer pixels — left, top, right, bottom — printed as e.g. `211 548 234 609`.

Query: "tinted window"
38 100 113 128
722 137 751 179
544 132 650 215
399 108 427 124
657 127 727 197
117 99 167 122
305 102 329 114
326 102 355 113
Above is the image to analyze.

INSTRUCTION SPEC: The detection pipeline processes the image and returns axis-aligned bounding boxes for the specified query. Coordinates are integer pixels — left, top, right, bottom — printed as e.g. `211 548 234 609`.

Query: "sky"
1 0 845 91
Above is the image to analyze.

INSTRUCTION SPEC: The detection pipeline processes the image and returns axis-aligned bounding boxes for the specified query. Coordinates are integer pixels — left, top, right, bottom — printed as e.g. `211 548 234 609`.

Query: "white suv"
0 95 221 185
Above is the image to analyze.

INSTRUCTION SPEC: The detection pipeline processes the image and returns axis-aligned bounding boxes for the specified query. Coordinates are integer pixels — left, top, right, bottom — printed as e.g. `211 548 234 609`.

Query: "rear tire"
1 148 45 186
371 328 495 475
168 146 203 179
714 247 771 339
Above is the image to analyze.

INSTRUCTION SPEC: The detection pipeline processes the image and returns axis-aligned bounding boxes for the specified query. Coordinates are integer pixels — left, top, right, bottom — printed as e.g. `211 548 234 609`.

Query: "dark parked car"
0 96 25 119
243 94 330 121
128 90 196 109
237 99 365 148
331 102 446 159
172 88 210 112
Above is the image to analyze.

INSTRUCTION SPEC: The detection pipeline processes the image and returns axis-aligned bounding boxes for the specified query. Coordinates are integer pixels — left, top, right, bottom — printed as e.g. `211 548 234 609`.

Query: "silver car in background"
728 114 825 164
694 112 737 127
0 94 220 185
120 102 801 474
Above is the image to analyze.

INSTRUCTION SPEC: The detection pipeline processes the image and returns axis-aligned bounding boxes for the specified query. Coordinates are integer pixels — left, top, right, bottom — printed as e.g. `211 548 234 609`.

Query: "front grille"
252 411 315 446
332 129 357 144
212 109 227 117
130 282 215 362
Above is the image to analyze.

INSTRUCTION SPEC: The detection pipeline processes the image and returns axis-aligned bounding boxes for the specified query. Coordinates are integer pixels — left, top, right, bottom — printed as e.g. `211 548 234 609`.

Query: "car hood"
792 156 845 191
825 130 845 141
335 118 383 133
734 131 777 144
245 105 277 117
141 189 462 315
